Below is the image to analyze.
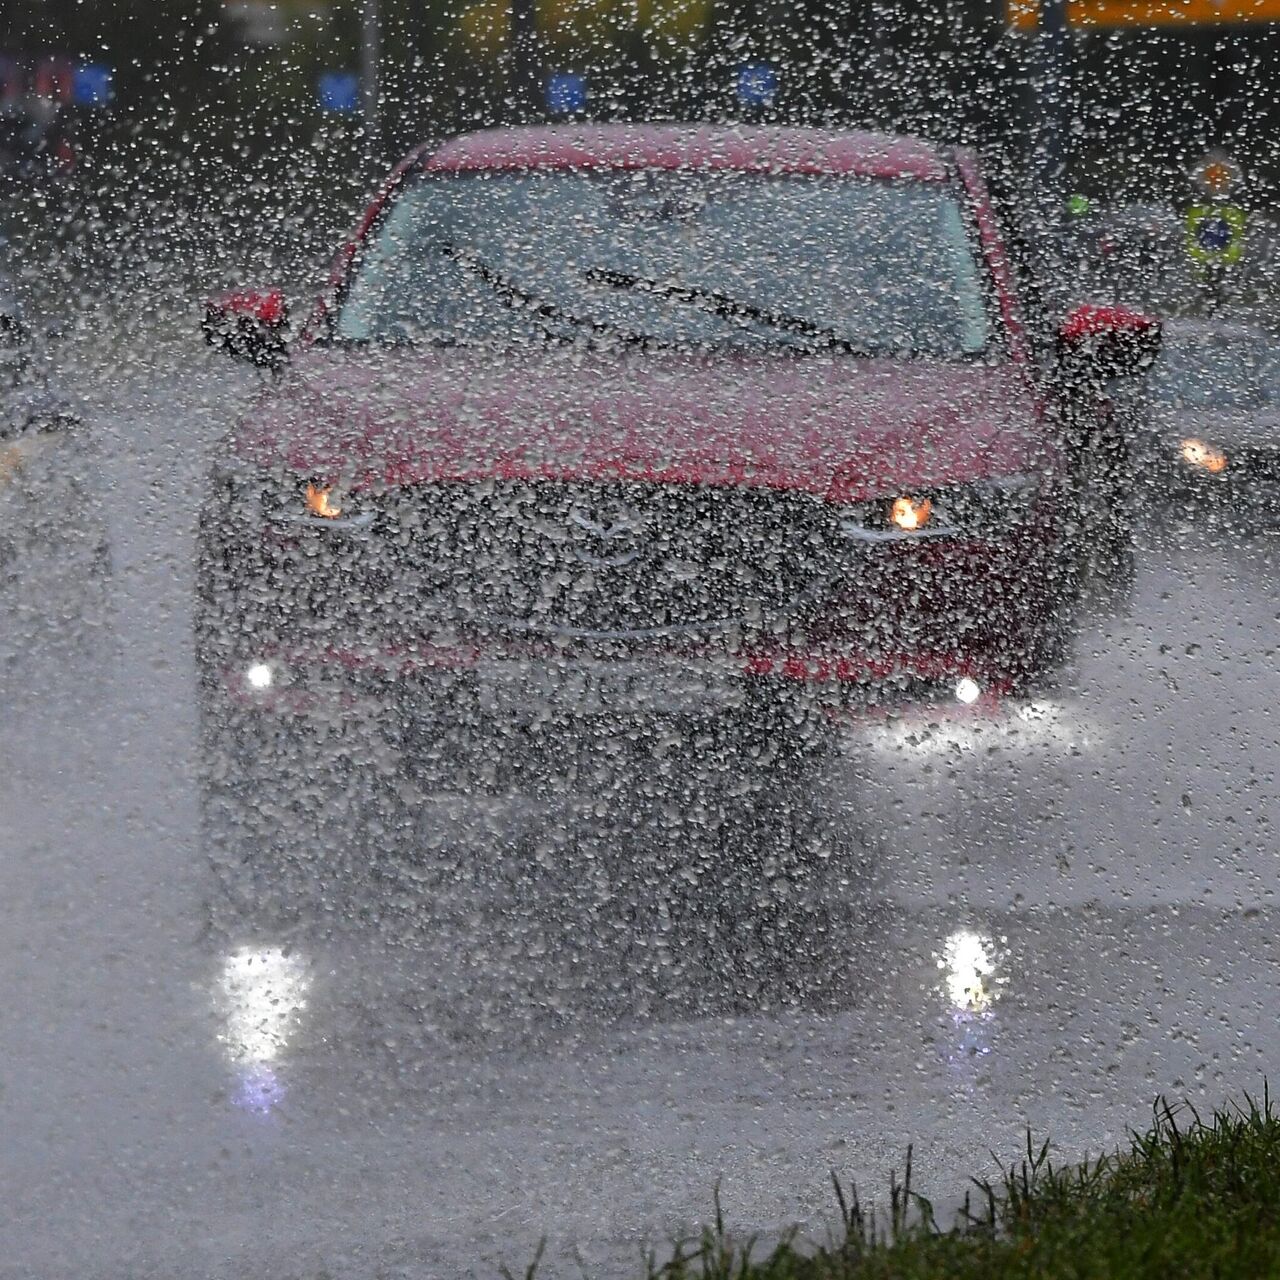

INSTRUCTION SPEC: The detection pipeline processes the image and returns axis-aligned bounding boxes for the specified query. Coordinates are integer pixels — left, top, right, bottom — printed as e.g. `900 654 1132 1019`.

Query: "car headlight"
889 495 932 531
285 480 374 528
206 465 378 531
839 476 1042 542
246 473 376 530
1179 438 1227 474
304 482 343 519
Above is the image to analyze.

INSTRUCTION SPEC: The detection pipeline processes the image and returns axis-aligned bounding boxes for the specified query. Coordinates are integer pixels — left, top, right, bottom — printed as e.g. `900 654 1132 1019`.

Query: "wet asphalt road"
2 330 1280 1278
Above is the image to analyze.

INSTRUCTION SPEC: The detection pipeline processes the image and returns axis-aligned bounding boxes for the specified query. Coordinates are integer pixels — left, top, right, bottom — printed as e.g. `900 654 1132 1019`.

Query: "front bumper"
199 642 1008 803
213 641 1005 713
200 591 1047 734
196 490 1064 726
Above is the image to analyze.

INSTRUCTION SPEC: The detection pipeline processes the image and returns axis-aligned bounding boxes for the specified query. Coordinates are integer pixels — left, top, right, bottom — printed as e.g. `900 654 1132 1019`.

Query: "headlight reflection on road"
858 698 1105 762
232 1063 289 1114
940 929 999 1014
216 945 311 1114
938 929 1006 1073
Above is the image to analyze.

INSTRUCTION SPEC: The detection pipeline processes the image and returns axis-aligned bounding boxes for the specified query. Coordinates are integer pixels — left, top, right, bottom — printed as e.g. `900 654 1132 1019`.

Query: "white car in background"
1128 317 1280 511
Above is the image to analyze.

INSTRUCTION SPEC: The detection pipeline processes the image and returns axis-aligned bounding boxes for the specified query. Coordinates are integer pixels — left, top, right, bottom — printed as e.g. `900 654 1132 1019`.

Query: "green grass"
526 1089 1280 1279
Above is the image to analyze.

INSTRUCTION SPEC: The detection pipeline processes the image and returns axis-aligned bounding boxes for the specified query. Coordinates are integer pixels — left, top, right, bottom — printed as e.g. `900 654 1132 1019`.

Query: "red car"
197 124 1155 805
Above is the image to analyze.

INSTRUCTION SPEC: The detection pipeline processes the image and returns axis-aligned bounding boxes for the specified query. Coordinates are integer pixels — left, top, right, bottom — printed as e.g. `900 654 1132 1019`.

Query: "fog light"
245 662 274 690
955 677 981 705
1180 438 1227 474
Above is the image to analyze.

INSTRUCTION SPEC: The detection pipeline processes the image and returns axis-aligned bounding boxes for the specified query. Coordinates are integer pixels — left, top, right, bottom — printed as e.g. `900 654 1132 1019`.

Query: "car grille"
372 480 840 639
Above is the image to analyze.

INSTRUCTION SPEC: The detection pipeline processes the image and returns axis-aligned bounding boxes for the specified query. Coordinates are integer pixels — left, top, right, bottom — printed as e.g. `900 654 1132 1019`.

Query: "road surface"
1 308 1277 1278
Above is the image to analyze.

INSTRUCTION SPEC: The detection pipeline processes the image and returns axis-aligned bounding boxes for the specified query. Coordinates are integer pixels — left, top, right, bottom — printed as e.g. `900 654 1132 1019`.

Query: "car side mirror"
1056 303 1162 388
203 288 289 368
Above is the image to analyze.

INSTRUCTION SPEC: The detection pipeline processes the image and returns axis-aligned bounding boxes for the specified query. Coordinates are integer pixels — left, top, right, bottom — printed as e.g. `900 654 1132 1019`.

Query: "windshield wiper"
443 246 661 350
583 267 879 357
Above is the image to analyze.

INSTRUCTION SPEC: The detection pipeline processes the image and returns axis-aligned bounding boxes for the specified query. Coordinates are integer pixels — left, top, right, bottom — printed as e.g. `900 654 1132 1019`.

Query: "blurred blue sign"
1196 216 1232 252
736 63 778 107
73 64 113 107
546 72 587 116
318 71 359 114
1186 204 1246 265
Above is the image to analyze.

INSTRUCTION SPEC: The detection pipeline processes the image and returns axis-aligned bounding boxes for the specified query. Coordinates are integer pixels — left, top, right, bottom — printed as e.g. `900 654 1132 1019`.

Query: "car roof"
421 123 954 182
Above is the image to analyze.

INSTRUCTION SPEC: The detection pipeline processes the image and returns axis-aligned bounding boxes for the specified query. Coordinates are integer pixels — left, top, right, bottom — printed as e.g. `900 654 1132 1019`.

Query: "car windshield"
335 169 995 359
1148 332 1280 411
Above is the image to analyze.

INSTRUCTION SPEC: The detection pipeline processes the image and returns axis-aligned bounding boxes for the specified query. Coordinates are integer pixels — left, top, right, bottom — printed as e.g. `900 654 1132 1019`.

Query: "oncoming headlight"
890 495 932 531
206 465 376 531
305 482 343 519
839 476 1042 543
1179 438 1227 474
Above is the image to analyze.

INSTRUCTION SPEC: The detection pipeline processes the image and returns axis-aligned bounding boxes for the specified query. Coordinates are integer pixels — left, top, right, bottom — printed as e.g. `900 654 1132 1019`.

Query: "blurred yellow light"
457 1 508 59
639 0 714 49
304 482 342 518
891 495 933 531
1180 438 1227 474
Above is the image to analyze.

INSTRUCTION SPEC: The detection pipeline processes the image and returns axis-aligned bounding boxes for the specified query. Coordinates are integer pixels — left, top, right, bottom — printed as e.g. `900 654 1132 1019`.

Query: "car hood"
232 347 1047 502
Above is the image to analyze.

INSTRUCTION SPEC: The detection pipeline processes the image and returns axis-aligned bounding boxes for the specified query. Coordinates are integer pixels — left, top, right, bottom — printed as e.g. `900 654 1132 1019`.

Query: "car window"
337 170 995 359
1148 334 1280 411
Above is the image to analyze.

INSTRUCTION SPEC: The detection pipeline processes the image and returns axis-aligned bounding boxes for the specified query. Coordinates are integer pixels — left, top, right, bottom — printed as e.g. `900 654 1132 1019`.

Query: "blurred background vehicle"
1121 316 1280 515
0 235 109 653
